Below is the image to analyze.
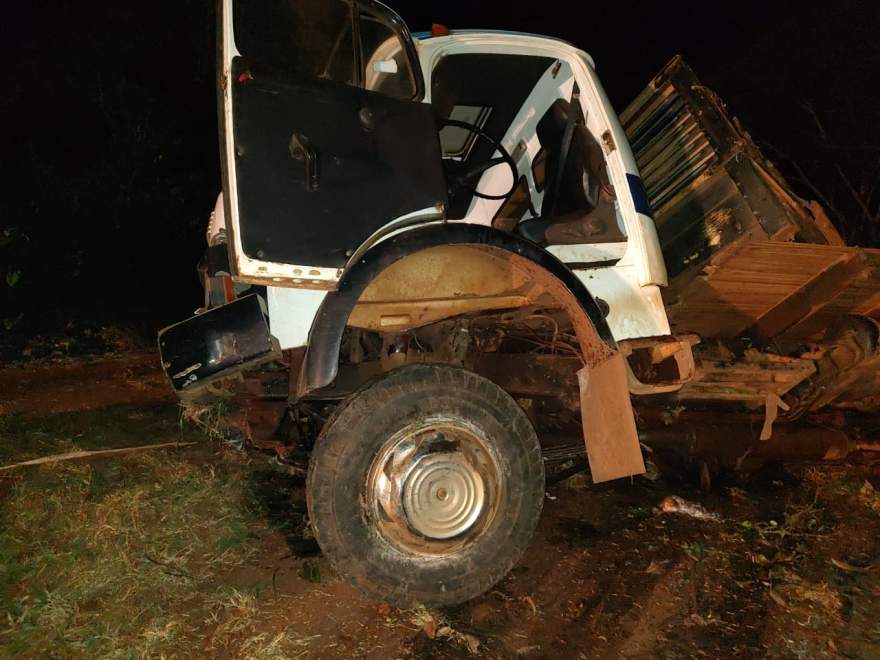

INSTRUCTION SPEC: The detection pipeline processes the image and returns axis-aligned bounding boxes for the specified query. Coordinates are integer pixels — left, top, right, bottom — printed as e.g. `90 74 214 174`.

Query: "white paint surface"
266 287 327 349
219 20 675 344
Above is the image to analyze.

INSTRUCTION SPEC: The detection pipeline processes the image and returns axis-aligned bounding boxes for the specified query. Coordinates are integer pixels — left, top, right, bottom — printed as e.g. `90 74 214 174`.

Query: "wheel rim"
365 419 503 556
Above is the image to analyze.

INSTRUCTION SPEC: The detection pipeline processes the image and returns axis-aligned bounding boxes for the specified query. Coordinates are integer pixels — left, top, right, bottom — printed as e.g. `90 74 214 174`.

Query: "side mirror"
372 59 398 74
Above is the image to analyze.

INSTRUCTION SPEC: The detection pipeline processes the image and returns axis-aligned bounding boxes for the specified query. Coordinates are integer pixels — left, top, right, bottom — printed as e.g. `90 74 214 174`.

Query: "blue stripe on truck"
626 173 653 218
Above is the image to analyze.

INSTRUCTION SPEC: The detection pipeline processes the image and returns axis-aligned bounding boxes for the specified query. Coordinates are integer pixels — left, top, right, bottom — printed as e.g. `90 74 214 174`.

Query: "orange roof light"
431 23 450 37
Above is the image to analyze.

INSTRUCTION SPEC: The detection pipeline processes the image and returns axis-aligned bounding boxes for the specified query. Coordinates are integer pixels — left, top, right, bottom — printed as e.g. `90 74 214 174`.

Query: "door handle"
288 132 319 191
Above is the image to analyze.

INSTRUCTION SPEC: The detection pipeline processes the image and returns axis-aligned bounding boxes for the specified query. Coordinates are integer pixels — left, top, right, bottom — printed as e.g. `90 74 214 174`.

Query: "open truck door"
218 0 447 283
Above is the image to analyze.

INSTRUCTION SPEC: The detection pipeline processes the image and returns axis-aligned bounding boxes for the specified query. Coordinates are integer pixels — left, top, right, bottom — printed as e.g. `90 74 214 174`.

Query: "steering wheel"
439 118 519 200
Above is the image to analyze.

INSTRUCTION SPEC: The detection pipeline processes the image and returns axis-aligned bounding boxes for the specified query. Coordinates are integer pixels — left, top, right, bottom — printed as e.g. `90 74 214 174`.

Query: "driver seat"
516 99 618 245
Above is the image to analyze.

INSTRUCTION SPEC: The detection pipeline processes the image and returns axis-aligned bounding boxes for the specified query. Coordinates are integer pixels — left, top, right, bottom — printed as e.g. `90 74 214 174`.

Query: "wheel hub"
402 452 485 539
366 420 501 555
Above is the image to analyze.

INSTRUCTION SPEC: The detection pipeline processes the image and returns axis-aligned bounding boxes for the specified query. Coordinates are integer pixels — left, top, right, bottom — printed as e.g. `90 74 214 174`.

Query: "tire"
306 364 545 607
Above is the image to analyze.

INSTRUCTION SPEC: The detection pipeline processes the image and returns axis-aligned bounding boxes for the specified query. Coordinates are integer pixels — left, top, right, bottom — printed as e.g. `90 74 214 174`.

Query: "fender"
298 222 616 396
298 222 645 482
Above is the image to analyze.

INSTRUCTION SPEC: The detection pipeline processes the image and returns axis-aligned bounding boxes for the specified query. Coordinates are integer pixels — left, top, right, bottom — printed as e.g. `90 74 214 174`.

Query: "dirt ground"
1 354 879 659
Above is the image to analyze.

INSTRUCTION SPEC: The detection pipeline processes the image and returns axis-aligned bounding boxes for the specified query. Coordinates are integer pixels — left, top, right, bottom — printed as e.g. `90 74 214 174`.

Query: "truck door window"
359 10 417 100
234 1 418 101
538 98 626 245
233 0 356 85
439 106 492 159
431 53 556 219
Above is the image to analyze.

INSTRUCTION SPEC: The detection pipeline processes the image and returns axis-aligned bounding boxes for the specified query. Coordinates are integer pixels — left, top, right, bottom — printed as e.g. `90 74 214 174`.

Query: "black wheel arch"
297 222 615 398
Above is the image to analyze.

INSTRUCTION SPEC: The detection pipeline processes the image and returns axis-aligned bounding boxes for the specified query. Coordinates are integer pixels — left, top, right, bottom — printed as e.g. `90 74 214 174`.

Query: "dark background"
3 0 878 352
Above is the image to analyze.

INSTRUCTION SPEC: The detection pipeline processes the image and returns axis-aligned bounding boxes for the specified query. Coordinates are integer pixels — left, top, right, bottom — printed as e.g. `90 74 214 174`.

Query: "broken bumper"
158 294 280 395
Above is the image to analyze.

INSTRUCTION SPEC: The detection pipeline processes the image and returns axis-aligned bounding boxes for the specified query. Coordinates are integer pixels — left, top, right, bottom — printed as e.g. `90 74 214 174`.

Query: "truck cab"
159 0 696 607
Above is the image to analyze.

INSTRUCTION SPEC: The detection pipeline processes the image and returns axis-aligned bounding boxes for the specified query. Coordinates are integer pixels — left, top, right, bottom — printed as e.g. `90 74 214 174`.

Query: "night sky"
4 1 878 345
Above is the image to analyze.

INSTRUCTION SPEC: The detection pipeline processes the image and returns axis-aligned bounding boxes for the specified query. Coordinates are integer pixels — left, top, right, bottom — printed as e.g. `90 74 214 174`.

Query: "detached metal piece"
158 294 280 394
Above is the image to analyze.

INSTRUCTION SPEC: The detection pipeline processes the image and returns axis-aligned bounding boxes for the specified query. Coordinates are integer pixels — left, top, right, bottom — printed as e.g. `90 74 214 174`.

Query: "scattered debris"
0 441 196 472
775 571 843 621
409 607 481 655
768 589 789 610
560 471 591 489
760 393 790 441
685 612 713 627
728 487 758 504
655 495 721 521
829 558 869 573
859 480 880 514
682 541 710 560
515 644 542 655
180 400 237 443
746 551 771 566
641 454 662 481
521 595 538 618
643 560 666 575
410 607 438 639
439 626 481 655
300 561 321 583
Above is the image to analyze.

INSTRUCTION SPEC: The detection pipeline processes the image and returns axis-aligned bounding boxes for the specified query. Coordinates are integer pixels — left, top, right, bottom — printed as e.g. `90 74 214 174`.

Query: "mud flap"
578 352 646 483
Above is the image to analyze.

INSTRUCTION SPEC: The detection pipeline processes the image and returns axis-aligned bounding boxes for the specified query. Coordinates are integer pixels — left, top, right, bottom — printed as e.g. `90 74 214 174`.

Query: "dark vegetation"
4 0 878 350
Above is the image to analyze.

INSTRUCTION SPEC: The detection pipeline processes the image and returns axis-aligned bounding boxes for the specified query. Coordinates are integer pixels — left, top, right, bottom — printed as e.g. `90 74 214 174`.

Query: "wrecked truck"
158 0 880 606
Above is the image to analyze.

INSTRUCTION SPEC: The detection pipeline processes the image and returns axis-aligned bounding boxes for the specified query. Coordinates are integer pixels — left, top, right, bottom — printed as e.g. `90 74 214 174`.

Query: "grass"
2 400 877 658
0 404 311 658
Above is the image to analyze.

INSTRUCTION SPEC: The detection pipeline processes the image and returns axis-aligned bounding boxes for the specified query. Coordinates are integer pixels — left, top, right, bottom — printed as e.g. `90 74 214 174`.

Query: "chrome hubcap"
366 420 502 556
403 452 485 539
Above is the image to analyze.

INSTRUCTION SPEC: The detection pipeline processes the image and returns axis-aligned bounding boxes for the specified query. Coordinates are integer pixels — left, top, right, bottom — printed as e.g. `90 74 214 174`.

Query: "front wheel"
306 364 545 607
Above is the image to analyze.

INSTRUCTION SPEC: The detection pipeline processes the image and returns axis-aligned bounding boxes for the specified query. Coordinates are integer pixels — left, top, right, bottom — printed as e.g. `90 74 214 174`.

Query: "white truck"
159 0 880 606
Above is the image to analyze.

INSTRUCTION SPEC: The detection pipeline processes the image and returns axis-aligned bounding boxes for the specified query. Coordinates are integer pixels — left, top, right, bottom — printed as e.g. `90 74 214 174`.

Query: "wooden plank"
782 248 880 339
666 242 874 339
658 173 762 281
0 442 197 472
806 201 846 246
680 346 815 399
744 251 869 342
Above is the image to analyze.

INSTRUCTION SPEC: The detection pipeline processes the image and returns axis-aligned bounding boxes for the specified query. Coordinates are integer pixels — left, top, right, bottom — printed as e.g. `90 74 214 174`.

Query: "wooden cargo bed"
663 241 880 341
622 57 880 412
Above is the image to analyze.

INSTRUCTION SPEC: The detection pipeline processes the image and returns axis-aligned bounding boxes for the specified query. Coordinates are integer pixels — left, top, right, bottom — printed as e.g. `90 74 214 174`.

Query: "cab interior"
429 52 628 247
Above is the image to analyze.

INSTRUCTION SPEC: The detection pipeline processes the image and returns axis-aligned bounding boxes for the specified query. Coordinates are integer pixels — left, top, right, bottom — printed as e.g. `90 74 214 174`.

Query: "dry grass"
0 405 307 658
2 403 878 658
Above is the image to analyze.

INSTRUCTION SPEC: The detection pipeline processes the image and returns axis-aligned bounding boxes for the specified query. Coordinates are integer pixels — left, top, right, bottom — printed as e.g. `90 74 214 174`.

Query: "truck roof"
412 29 596 68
